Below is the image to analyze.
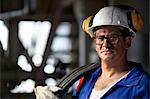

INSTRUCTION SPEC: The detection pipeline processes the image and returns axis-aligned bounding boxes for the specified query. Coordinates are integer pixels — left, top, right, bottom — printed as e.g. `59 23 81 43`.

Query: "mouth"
101 50 113 54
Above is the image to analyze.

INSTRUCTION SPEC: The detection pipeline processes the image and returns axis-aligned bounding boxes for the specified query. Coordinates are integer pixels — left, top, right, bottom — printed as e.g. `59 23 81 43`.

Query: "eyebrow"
95 33 122 36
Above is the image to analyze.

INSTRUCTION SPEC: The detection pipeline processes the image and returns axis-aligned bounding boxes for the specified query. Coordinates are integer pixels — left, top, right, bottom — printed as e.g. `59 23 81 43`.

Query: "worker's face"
94 26 132 62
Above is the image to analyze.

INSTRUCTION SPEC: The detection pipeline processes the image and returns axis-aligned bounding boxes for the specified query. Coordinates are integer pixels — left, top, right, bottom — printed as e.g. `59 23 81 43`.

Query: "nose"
102 39 112 48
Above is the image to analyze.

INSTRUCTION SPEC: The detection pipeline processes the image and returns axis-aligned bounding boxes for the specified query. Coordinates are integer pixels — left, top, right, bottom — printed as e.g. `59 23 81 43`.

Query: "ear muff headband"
127 11 137 33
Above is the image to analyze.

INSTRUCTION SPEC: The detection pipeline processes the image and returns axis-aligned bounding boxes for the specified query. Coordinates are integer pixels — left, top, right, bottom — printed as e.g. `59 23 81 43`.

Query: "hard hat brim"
88 25 136 38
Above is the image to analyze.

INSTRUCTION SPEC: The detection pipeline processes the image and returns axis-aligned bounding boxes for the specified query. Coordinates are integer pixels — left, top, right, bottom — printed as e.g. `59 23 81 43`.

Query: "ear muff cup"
127 9 144 33
131 11 144 32
82 15 94 37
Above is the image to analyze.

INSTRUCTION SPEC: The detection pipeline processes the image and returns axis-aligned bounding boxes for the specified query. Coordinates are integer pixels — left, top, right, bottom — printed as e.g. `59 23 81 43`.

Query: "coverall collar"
91 61 144 87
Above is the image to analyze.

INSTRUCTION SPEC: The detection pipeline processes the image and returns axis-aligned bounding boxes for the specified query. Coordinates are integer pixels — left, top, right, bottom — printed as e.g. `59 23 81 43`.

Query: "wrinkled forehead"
94 26 123 36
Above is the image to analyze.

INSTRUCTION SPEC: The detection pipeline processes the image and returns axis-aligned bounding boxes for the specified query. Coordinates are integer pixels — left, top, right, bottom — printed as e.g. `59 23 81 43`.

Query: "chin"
102 56 114 62
98 52 115 62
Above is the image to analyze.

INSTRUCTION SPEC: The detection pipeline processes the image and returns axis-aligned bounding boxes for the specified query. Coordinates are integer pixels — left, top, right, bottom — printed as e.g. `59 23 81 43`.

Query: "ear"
125 37 132 48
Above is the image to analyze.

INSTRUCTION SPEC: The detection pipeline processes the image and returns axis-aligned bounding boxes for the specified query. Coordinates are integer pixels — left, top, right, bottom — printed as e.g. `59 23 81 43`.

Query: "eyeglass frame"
93 33 126 45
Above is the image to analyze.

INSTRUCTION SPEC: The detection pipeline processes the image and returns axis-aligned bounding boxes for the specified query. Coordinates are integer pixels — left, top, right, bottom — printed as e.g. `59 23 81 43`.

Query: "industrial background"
0 0 149 98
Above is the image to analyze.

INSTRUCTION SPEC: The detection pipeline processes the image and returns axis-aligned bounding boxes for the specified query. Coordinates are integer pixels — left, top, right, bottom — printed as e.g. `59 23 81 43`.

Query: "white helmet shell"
88 6 136 37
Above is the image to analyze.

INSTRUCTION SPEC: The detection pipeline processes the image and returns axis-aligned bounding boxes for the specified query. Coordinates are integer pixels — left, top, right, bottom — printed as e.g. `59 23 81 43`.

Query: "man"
34 5 149 99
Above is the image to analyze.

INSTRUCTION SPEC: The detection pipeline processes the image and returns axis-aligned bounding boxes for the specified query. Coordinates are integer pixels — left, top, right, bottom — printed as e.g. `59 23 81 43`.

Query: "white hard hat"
87 6 143 38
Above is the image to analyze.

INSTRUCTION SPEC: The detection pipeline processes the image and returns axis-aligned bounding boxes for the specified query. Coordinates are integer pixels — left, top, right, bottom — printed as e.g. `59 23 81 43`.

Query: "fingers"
48 86 62 92
34 86 61 99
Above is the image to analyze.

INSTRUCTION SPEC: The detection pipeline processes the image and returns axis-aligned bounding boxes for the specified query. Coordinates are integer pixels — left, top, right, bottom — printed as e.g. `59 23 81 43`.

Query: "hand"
34 86 62 99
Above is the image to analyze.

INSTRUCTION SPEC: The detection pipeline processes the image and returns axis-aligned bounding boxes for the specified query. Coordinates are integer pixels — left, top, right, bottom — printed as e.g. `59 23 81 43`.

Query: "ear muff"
127 9 144 33
82 15 94 37
131 10 144 32
115 5 144 34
